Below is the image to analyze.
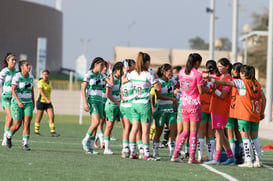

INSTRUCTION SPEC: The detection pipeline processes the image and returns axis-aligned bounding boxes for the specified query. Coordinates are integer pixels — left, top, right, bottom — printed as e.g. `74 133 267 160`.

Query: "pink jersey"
178 67 203 113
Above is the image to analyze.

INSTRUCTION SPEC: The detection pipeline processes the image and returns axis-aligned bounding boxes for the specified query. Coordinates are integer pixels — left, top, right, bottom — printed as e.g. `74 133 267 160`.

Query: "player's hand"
18 101 24 108
84 103 89 112
260 112 265 120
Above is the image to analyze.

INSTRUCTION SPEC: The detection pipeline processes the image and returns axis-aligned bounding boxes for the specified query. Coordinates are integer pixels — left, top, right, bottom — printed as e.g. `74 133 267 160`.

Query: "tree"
188 36 209 50
218 37 232 51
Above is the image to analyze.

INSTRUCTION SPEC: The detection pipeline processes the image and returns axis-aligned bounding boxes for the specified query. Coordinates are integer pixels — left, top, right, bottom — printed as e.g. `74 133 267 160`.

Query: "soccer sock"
97 130 104 145
162 126 170 143
129 141 137 155
83 130 92 142
225 148 234 159
168 140 176 156
49 123 56 133
189 130 197 160
153 141 159 156
228 138 236 156
34 123 40 133
6 130 13 139
173 131 189 158
122 140 129 152
22 134 29 145
137 140 143 153
239 140 245 159
143 143 150 157
104 136 110 150
214 150 221 161
251 136 261 161
89 136 95 149
185 142 190 154
242 137 252 163
197 137 205 160
207 137 216 160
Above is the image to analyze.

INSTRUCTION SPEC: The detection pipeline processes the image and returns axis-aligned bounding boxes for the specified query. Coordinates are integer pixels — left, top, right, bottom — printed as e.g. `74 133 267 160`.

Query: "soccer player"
81 57 113 154
120 59 135 158
103 62 123 155
204 58 235 165
0 53 17 146
211 65 266 167
198 60 218 161
127 52 161 160
153 63 178 160
171 53 208 164
34 70 60 137
6 60 34 151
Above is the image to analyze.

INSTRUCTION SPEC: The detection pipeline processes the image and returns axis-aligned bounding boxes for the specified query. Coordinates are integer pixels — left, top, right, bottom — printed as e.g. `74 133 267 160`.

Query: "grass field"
0 112 273 181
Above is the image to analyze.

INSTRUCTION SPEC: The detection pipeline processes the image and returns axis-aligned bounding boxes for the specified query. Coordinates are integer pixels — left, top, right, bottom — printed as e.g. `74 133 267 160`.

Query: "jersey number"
134 86 142 97
251 100 260 113
180 80 190 90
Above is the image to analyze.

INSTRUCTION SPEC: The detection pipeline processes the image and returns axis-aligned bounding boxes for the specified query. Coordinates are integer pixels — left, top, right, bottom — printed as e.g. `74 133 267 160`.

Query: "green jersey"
121 72 134 106
11 72 34 103
106 75 120 106
0 67 17 97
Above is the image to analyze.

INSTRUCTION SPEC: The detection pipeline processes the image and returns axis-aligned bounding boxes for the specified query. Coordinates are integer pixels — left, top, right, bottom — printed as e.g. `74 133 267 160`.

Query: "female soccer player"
81 57 112 154
211 65 266 167
0 53 17 146
103 62 123 155
127 52 161 160
34 70 60 137
197 60 217 161
120 59 135 158
204 58 235 165
153 63 178 160
6 60 34 151
171 53 208 164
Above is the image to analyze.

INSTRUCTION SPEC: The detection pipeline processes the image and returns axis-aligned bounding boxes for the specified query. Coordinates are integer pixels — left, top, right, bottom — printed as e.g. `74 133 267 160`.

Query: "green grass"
0 112 273 181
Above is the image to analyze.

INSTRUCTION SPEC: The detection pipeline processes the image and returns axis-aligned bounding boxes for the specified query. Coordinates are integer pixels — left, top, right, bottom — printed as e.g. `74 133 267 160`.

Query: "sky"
24 0 269 69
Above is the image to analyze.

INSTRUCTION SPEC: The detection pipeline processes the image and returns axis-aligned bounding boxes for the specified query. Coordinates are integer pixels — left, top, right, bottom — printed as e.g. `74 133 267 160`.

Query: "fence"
51 80 82 91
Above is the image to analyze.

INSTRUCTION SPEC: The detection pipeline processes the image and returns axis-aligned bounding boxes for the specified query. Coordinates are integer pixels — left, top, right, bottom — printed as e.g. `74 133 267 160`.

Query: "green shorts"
154 111 177 127
1 96 12 108
88 100 103 118
120 103 132 124
11 101 33 120
226 118 239 129
201 112 211 123
238 119 259 132
105 103 120 122
131 102 152 123
177 103 182 122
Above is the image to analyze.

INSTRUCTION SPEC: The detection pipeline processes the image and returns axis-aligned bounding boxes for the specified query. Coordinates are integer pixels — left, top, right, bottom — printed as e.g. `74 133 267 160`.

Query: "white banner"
36 37 47 79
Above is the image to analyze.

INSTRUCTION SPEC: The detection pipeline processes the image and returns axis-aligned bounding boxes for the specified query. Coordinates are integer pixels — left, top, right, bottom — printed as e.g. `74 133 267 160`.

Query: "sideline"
263 164 273 171
201 164 239 181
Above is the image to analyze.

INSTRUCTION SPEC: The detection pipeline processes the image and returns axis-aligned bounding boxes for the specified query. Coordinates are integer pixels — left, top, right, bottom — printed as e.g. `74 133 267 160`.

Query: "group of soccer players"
81 51 266 167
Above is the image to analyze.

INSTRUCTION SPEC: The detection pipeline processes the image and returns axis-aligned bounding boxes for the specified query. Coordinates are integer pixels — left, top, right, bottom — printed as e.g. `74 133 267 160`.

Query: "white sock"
229 141 236 156
251 138 261 161
197 138 204 160
243 138 252 163
143 144 150 157
129 142 137 155
239 142 245 160
207 139 215 160
98 132 104 144
104 139 110 150
123 142 129 152
83 134 91 143
23 138 29 145
168 141 176 156
153 141 159 156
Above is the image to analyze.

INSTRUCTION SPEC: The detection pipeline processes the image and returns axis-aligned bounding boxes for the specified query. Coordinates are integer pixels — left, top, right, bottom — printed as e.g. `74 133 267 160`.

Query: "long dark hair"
240 65 257 91
112 61 124 77
89 57 104 70
3 53 15 68
185 53 202 75
206 60 217 74
18 60 28 72
217 57 232 75
136 52 150 74
232 62 243 79
157 63 172 78
125 59 136 67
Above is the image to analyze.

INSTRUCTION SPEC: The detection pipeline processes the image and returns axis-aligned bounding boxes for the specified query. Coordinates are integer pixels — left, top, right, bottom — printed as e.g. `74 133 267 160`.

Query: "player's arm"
12 84 23 108
38 87 50 103
81 82 89 112
260 90 266 120
106 86 120 107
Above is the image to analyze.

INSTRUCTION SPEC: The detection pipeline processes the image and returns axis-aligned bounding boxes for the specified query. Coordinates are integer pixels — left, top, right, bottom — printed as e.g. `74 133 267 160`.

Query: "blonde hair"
136 52 150 74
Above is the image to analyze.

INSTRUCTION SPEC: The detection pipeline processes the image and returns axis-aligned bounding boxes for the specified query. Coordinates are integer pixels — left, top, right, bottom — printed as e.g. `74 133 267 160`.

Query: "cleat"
93 141 98 148
104 149 114 155
86 149 99 155
253 160 263 168
129 153 138 159
138 152 144 159
6 136 12 149
204 160 220 165
144 155 157 161
82 139 90 152
221 158 236 165
121 151 130 158
22 144 31 151
100 142 105 149
50 132 60 137
153 154 161 161
2 136 7 146
34 132 41 136
238 162 253 168
184 153 189 159
188 158 202 164
170 157 184 163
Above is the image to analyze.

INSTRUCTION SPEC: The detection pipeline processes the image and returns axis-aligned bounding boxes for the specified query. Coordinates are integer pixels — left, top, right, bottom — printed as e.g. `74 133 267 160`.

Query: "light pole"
128 21 136 47
206 0 215 60
242 24 252 64
232 0 238 63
